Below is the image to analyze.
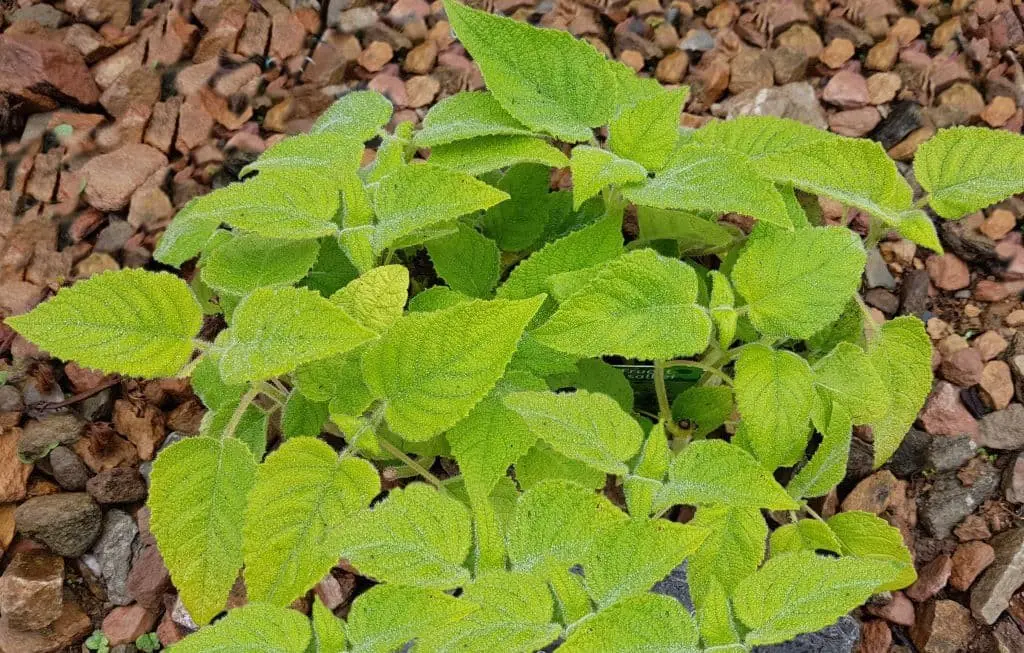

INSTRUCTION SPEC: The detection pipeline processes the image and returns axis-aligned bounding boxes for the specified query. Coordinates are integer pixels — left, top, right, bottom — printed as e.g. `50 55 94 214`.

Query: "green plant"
85 630 110 653
136 632 162 652
8 2 1024 651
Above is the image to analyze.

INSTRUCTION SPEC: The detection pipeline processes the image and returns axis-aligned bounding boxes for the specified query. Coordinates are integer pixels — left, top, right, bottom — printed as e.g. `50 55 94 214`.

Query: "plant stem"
654 360 672 423
223 387 260 440
376 438 447 492
802 503 827 524
663 359 733 386
258 382 287 406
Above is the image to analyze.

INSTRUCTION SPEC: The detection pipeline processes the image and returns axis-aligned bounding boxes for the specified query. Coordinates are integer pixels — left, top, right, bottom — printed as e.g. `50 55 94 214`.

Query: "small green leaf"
787 395 852 499
547 358 634 413
867 316 932 467
624 422 670 516
307 597 346 653
345 585 477 653
569 146 647 210
218 286 375 383
694 577 743 649
479 163 558 252
693 116 833 163
732 226 866 339
635 206 736 255
302 237 359 297
417 571 561 653
687 506 767 601
201 235 320 296
608 88 688 171
429 135 569 176
515 443 607 491
827 511 917 591
498 209 623 300
149 437 256 625
709 270 737 348
504 390 644 475
408 286 473 312
311 90 393 140
734 344 814 469
330 265 409 334
7 269 202 378
443 0 615 141
200 400 269 459
336 483 472 589
734 551 904 646
770 519 842 556
170 603 310 653
361 296 543 440
813 342 888 423
655 440 799 511
414 91 535 147
190 353 246 410
533 249 711 360
915 126 1024 219
426 224 501 298
622 144 792 229
584 518 707 608
240 133 363 181
506 480 626 575
281 391 328 439
371 164 509 254
244 438 379 606
560 594 700 653
671 385 734 439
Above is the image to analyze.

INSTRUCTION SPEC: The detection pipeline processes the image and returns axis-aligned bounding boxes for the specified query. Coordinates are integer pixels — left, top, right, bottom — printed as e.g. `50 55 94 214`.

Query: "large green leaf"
7 269 202 378
170 603 310 653
622 144 792 228
429 135 569 176
569 146 647 210
345 585 477 653
827 511 916 591
426 224 501 298
915 126 1024 219
311 90 393 140
243 438 379 606
533 249 711 359
218 286 375 383
504 390 644 475
693 116 833 162
812 342 888 423
734 344 814 469
731 226 866 339
560 594 701 653
443 0 615 141
240 133 363 181
635 206 737 255
654 440 799 511
371 164 509 254
688 506 768 601
149 437 256 624
336 484 473 589
330 265 409 334
413 91 535 147
608 88 688 171
201 235 320 296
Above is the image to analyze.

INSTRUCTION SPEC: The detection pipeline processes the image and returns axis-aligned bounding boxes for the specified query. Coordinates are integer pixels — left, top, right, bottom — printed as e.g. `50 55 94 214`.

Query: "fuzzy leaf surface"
149 437 256 625
559 594 700 653
732 226 865 338
371 164 509 254
770 520 842 556
218 287 374 383
671 385 734 439
307 597 346 653
693 116 833 162
201 235 320 296
429 135 569 176
336 484 473 589
330 265 409 334
170 603 310 653
533 249 711 359
515 443 607 491
635 207 736 255
443 0 615 141
244 438 380 606
687 506 767 601
812 342 888 423
608 88 688 170
867 316 932 466
310 90 393 140
504 389 644 475
787 395 852 499
240 133 362 181
426 224 501 298
414 91 535 146
7 269 202 378
915 126 1024 219
569 146 648 210
734 344 814 469
827 511 916 591
655 440 799 511
734 551 904 645
345 585 477 653
622 144 791 228
361 296 543 440
710 270 737 348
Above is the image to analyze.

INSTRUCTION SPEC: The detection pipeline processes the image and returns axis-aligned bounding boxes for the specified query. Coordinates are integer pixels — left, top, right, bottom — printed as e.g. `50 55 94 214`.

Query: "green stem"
802 503 827 524
654 360 672 423
376 438 447 492
664 359 733 387
865 217 886 249
258 382 287 406
223 387 260 440
914 194 930 209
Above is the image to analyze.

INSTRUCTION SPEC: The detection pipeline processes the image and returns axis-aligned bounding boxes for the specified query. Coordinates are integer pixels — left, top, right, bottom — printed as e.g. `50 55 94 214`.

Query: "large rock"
0 33 99 110
86 467 147 504
714 81 828 129
15 493 102 557
79 144 167 211
918 464 1000 538
0 551 64 631
0 601 92 653
976 404 1024 450
91 509 138 606
911 600 975 653
18 414 85 463
971 528 1024 624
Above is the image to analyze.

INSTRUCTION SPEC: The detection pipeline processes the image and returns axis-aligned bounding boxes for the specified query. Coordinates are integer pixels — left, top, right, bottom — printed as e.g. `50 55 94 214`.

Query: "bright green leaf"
671 385 734 439
311 90 393 140
281 391 328 440
770 519 842 556
201 235 320 296
569 146 647 210
345 585 477 653
240 133 362 181
515 443 607 491
429 135 569 176
813 342 889 423
635 206 736 255
827 511 916 591
608 88 688 171
560 594 700 653
710 270 737 348
330 265 409 334
307 597 346 653
426 224 501 298
170 603 310 653
787 395 852 499
687 505 767 602
414 91 535 147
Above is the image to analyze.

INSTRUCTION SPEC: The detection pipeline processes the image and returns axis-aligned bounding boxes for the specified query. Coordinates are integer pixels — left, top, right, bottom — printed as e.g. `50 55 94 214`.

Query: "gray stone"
865 248 897 289
0 385 24 413
18 414 85 463
714 82 828 129
94 219 134 254
15 493 103 557
79 387 114 422
652 561 693 612
971 528 1024 624
993 617 1024 653
976 404 1024 450
927 435 977 472
49 445 91 491
91 509 139 605
919 463 1000 538
888 429 931 478
9 3 68 28
753 616 860 653
679 29 716 52
900 268 931 315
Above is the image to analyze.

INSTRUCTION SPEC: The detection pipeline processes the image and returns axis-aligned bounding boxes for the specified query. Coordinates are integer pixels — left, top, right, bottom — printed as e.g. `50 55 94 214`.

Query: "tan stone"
819 38 854 69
